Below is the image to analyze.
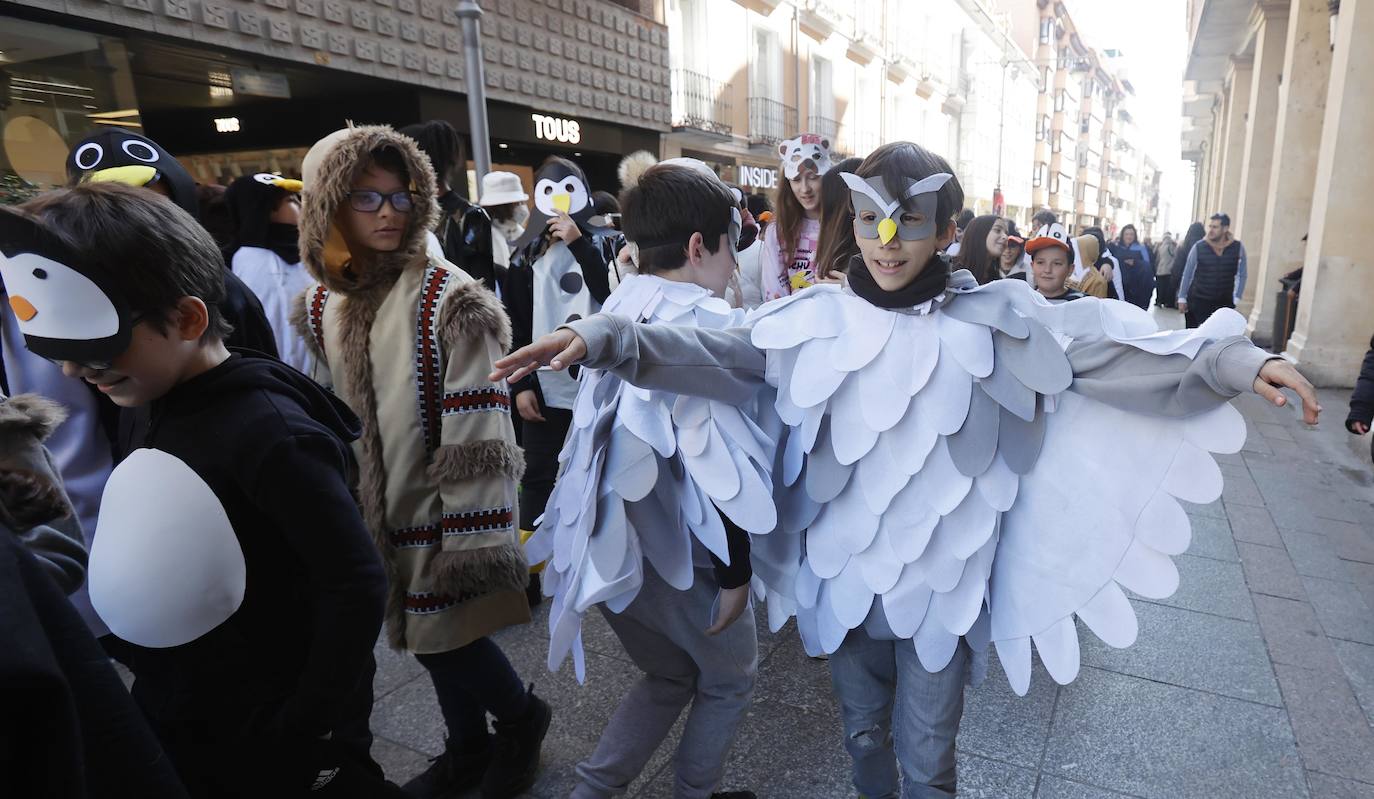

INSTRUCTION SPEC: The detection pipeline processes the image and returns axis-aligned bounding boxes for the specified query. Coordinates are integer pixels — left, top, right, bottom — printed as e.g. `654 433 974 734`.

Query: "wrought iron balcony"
672 69 733 137
806 115 840 144
749 97 798 147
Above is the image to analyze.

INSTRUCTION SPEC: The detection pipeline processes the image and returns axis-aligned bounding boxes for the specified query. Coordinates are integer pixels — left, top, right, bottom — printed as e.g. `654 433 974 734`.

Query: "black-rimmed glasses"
346 190 414 213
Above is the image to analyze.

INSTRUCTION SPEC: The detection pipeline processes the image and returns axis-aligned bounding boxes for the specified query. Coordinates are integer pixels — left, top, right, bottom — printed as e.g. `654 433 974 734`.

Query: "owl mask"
842 172 954 244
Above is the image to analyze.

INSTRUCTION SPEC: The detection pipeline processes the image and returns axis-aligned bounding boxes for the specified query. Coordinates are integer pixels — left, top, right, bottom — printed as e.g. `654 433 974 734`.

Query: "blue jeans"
414 637 528 749
827 629 969 799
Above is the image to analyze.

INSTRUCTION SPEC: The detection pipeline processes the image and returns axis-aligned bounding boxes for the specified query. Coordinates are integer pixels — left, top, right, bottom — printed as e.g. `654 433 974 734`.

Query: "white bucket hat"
479 171 529 206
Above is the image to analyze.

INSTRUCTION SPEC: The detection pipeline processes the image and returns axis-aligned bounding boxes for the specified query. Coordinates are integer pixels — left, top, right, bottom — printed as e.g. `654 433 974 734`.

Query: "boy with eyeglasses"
292 125 549 799
0 181 399 796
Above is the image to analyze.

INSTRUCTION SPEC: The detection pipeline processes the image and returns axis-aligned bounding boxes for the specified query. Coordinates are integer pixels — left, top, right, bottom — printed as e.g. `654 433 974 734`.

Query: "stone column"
1216 57 1253 217
1206 91 1230 218
1232 2 1289 317
1246 0 1332 344
1285 0 1374 387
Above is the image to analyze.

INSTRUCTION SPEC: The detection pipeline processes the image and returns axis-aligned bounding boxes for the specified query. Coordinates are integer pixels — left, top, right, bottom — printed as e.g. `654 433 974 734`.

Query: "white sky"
1063 0 1195 234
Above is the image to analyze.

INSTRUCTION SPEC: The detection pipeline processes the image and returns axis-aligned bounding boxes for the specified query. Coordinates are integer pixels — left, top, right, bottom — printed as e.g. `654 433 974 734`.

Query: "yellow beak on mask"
552 194 571 214
88 165 158 188
878 217 898 245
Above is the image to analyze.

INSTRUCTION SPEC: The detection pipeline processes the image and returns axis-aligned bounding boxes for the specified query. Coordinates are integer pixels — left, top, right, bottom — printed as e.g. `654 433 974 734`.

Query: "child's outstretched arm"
1067 335 1320 423
491 313 767 405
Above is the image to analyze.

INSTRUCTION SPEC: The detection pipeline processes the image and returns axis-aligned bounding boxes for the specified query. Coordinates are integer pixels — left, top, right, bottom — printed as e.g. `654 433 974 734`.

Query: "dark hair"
1032 209 1058 229
399 120 464 190
1118 223 1138 244
591 190 620 215
853 143 963 244
814 157 863 279
954 215 1004 284
956 208 976 231
745 193 772 219
1177 221 1206 263
20 183 233 343
1005 219 1021 239
1210 212 1231 227
620 164 735 274
196 183 234 249
362 145 411 185
1003 236 1026 266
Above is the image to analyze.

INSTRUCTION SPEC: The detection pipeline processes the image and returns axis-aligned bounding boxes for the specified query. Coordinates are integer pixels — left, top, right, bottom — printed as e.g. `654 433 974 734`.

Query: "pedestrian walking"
761 133 833 300
402 121 505 295
223 173 315 373
3 182 398 796
490 140 1320 799
1178 213 1247 329
290 125 548 799
1154 232 1179 307
1110 224 1154 309
951 214 1009 284
813 157 864 281
997 230 1028 281
1026 223 1084 302
479 171 532 259
945 208 977 257
1172 222 1206 310
532 160 764 799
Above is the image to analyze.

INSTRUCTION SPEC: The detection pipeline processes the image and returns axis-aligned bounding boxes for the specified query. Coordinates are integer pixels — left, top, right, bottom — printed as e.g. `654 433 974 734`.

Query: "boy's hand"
1177 301 1188 315
548 212 582 244
706 585 750 635
490 329 587 384
515 390 545 423
1254 360 1321 424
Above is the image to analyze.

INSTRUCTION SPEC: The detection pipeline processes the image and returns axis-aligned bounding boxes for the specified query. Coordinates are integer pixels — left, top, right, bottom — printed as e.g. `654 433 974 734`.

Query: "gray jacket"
566 304 1274 418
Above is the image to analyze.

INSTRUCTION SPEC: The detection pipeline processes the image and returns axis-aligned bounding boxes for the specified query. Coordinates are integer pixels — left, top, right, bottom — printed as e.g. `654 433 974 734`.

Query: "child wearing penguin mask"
0 181 399 796
492 141 1319 798
502 155 618 566
65 131 279 361
224 173 314 373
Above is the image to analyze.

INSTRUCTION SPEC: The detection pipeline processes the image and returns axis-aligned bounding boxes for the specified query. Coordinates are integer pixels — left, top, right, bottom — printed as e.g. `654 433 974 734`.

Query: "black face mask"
265 223 301 264
845 252 951 310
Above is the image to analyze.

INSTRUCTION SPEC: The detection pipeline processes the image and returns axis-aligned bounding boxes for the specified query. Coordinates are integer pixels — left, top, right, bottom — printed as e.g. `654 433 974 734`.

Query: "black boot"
525 573 543 608
402 736 492 799
480 686 552 798
710 792 757 799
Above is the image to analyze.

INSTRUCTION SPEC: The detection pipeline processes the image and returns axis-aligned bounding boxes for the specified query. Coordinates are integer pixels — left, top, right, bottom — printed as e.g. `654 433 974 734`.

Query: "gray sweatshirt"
565 310 1275 418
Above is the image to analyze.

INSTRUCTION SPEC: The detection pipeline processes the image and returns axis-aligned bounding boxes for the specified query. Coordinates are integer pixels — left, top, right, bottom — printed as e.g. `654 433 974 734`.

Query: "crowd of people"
0 120 1328 799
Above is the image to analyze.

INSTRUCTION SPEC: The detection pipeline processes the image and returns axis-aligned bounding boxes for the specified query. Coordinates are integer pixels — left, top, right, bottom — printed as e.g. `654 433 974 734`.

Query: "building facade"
1181 0 1371 386
662 0 1039 222
1005 0 1151 236
0 0 669 198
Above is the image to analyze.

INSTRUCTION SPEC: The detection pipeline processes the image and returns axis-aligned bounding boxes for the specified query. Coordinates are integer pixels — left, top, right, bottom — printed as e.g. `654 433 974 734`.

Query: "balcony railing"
672 69 733 137
806 114 840 144
749 97 798 146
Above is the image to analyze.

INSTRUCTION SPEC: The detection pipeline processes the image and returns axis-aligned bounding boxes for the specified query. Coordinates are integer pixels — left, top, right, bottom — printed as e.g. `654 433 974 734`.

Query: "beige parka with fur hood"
291 125 529 654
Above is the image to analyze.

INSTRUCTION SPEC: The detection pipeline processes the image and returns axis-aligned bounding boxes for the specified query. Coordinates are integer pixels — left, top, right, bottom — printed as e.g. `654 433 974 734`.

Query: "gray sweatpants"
571 565 758 799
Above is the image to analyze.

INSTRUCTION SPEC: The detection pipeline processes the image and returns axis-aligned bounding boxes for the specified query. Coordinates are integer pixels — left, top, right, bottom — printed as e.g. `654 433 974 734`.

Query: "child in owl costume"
491 141 1320 798
503 156 619 552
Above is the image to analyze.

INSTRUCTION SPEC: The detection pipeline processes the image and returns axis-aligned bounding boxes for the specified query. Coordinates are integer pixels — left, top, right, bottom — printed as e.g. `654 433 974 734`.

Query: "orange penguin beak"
9 294 37 322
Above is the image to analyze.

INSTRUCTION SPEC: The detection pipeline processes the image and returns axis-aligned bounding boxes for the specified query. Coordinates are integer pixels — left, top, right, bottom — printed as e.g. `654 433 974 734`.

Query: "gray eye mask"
842 172 954 243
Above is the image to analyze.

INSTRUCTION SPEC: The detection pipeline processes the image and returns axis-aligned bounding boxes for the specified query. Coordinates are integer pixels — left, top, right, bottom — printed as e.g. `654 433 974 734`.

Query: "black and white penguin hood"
66 131 199 216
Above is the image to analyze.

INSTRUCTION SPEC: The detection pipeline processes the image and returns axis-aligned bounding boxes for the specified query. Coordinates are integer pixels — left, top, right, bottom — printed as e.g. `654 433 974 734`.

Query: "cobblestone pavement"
370 309 1374 798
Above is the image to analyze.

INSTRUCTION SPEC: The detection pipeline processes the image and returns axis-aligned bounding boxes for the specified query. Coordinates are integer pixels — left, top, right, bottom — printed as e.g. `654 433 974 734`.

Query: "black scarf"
264 222 301 264
845 253 951 309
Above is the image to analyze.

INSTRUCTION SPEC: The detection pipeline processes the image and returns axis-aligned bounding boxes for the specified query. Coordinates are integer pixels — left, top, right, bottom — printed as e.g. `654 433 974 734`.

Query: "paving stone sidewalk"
370 311 1374 798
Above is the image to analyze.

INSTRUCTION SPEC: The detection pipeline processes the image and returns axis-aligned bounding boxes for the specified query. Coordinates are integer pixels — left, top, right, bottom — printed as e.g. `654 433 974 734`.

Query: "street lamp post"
456 0 492 187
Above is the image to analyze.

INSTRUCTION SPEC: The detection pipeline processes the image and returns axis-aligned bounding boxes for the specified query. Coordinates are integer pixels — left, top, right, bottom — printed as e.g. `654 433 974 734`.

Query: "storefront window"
1 16 141 204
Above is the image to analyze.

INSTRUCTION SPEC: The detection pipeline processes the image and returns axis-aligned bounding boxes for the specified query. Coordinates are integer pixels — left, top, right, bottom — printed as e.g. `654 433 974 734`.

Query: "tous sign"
532 113 582 145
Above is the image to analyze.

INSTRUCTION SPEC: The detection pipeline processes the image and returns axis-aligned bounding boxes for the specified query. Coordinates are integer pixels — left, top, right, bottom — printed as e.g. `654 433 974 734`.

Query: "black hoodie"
117 352 385 744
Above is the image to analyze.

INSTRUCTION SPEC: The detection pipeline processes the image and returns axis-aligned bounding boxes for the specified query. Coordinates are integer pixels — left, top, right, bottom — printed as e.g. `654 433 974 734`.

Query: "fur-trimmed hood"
298 124 440 296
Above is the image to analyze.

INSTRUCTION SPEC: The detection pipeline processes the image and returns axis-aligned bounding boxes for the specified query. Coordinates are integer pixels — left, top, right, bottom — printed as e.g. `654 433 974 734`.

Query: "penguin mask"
67 131 199 218
513 156 601 252
0 207 135 367
842 172 954 245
